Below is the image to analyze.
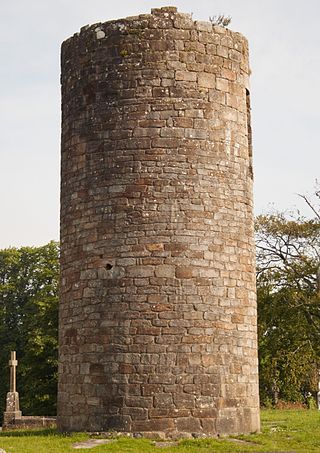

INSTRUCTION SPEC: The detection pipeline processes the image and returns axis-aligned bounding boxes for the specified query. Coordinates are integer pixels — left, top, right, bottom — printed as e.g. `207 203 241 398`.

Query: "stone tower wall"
58 7 260 437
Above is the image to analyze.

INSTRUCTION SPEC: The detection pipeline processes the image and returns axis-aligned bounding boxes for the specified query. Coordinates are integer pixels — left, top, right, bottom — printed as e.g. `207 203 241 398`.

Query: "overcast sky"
0 0 319 248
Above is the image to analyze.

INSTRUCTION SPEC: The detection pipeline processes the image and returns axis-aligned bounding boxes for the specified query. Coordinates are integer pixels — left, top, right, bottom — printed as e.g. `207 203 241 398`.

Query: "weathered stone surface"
153 440 179 447
72 439 115 449
3 391 22 428
4 392 20 414
198 73 216 88
58 6 259 438
2 416 56 431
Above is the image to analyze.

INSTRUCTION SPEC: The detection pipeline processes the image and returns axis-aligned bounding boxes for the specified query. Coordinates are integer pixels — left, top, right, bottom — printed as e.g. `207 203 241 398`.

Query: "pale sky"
0 0 319 248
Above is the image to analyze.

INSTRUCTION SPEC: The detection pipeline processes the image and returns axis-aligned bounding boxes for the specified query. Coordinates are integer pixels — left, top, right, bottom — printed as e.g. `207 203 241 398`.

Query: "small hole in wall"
106 263 113 270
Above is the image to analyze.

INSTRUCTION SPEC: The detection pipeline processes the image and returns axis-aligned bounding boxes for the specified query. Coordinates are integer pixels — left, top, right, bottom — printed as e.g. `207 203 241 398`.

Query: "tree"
256 188 320 405
0 242 59 422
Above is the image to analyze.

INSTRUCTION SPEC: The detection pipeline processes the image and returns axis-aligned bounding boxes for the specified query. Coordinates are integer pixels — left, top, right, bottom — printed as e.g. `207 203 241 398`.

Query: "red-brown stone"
58 6 260 437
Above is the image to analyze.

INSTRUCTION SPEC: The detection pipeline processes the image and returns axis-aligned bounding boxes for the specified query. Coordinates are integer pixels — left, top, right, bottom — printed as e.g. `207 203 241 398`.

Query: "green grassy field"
0 409 319 452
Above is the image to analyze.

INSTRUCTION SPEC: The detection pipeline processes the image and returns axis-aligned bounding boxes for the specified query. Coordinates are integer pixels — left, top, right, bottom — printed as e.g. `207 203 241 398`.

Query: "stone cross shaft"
9 351 18 393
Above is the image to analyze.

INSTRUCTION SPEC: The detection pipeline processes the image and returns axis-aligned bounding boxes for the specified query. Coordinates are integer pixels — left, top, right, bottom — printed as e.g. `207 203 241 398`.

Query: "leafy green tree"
256 189 320 405
0 242 59 422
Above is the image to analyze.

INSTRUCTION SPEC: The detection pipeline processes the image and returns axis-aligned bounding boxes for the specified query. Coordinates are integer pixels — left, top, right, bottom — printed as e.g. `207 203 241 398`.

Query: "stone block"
155 265 175 278
175 266 193 279
184 128 207 139
176 417 201 432
172 117 193 128
198 73 216 89
174 13 194 29
126 266 154 277
195 21 212 32
216 77 229 92
154 393 174 408
146 243 164 252
160 128 185 138
174 393 195 409
175 70 197 82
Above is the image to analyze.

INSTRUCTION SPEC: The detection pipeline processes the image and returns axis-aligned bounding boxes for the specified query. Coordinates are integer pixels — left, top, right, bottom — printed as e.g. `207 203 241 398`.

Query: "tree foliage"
256 189 320 406
0 242 59 422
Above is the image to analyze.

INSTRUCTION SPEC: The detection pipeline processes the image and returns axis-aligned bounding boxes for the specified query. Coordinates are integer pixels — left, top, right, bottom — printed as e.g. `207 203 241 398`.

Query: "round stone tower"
58 7 260 437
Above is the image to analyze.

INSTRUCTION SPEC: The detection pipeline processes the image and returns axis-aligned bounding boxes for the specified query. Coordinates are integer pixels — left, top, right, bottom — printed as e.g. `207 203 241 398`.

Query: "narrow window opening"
246 89 253 179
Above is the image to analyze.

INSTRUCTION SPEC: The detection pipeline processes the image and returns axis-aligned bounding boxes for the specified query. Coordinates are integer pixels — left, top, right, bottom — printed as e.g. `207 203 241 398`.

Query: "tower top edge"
62 6 248 47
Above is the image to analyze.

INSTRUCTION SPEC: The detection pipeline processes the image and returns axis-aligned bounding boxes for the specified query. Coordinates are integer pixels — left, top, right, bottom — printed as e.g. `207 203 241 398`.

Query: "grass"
0 409 320 452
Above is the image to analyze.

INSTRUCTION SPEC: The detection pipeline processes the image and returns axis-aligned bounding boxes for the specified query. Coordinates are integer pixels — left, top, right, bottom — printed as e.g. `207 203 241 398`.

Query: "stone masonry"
58 7 260 437
2 351 57 430
3 351 22 427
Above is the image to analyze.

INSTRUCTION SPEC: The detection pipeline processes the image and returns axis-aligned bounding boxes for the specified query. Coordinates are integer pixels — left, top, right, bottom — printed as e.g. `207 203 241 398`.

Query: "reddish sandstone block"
175 266 193 279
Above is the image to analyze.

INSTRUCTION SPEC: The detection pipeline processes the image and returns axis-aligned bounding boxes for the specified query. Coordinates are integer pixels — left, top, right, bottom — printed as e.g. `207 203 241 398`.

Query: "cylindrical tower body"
58 7 259 437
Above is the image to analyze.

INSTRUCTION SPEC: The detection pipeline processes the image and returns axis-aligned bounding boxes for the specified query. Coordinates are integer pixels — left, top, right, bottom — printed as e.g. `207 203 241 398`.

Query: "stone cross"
9 351 18 393
3 350 22 426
